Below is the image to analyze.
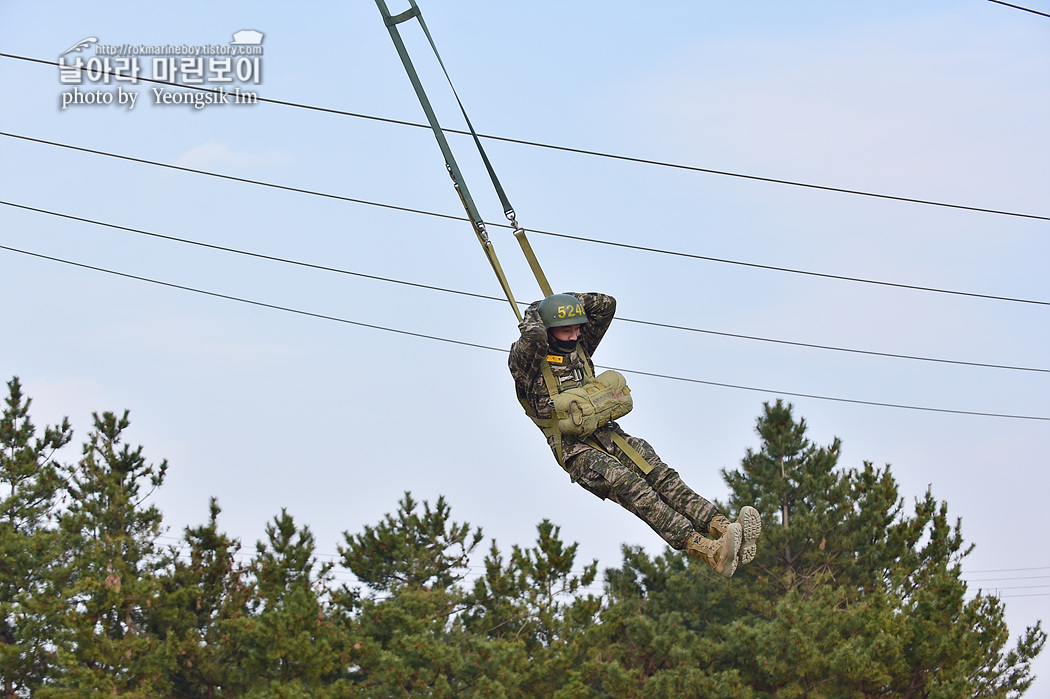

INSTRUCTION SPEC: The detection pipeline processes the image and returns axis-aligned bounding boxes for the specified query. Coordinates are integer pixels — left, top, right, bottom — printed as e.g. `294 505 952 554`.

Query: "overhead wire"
3 132 1047 309
964 565 1050 573
4 200 1047 375
987 0 1050 18
1 243 1046 422
1 52 1048 224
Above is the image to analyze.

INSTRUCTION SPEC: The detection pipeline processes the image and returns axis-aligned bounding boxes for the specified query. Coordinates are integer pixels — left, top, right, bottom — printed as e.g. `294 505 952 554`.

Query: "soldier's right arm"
508 301 547 388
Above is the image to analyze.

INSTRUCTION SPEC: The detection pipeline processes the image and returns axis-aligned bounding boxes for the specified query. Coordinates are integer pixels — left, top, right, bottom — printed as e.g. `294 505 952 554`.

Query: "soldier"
509 292 761 577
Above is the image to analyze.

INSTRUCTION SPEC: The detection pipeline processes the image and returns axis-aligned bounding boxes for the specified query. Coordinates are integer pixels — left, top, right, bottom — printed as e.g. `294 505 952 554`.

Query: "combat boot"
686 523 741 578
710 506 762 566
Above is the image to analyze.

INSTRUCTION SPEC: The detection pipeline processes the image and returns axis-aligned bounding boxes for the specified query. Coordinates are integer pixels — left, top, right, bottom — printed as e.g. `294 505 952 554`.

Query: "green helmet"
538 294 589 329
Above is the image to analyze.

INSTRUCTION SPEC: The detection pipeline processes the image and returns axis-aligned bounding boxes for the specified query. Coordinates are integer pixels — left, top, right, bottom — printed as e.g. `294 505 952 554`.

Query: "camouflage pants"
565 427 719 550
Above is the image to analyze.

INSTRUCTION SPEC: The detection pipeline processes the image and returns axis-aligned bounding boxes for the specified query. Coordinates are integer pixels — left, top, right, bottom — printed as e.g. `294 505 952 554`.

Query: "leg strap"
586 432 653 476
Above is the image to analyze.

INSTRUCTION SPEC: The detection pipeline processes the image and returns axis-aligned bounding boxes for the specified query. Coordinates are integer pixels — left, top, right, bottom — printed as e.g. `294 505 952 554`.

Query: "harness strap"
577 346 596 381
529 346 648 474
513 228 553 298
375 0 557 305
535 360 566 465
401 0 514 221
587 432 654 476
374 0 523 321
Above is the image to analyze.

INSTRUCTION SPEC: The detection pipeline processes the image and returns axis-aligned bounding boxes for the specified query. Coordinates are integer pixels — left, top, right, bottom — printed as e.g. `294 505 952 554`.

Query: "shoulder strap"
577 346 596 381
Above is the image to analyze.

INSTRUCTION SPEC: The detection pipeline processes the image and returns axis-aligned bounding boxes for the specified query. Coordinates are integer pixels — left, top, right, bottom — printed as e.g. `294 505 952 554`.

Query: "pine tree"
719 400 1045 697
338 492 484 695
586 400 1045 697
463 520 602 696
239 509 354 698
151 497 254 698
0 377 72 697
47 410 170 697
464 520 599 650
340 491 482 592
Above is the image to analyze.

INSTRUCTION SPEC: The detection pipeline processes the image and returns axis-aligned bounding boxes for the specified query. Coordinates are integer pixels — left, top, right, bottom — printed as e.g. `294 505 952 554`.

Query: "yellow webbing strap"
577 346 595 381
513 227 553 298
537 360 566 465
606 431 654 476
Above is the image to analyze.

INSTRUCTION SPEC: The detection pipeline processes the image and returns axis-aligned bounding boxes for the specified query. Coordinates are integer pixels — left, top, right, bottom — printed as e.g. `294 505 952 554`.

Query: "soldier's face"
550 325 581 342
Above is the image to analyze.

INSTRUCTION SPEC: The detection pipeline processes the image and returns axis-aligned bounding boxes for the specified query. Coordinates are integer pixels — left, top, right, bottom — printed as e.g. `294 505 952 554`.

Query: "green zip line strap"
375 0 553 308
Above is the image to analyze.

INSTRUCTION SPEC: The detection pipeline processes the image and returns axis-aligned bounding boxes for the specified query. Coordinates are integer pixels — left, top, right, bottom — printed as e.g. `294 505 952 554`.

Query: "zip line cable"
2 51 1048 224
1 243 1046 422
3 132 1047 309
987 0 1050 18
5 200 1047 375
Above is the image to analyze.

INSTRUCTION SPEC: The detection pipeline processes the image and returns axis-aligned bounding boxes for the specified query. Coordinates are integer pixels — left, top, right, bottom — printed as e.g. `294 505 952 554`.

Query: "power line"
3 132 1047 308
0 245 502 353
1 243 1046 422
526 228 1049 307
5 199 1047 374
965 565 1050 574
2 51 1048 224
616 317 1047 373
987 0 1050 18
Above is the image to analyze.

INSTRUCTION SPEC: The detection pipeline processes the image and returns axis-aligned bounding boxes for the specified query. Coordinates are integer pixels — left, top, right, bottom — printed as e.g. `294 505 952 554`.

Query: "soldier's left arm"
571 292 616 357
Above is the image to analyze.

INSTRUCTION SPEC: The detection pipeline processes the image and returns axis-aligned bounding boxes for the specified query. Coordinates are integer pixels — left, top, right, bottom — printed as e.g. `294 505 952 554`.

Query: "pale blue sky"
2 0 1048 688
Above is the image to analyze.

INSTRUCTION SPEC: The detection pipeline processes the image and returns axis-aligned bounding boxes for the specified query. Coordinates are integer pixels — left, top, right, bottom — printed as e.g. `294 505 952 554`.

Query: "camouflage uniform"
509 292 719 551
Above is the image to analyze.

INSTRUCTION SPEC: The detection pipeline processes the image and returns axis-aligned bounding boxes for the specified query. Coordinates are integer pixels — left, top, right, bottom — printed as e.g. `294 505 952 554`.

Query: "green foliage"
465 519 600 649
586 400 1046 697
1 380 1044 697
45 409 171 698
339 491 482 592
239 510 354 698
151 497 254 697
339 492 492 695
0 377 71 697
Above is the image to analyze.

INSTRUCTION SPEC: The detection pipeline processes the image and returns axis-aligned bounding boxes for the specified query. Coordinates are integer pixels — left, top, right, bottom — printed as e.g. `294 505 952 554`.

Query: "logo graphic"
230 30 264 45
60 37 98 56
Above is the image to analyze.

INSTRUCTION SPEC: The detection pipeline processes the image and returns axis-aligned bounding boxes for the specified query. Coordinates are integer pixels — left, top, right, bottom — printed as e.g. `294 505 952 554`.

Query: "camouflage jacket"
508 292 617 463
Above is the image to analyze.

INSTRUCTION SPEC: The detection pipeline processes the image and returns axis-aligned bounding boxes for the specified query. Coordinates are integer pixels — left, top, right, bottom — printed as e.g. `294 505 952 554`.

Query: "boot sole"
738 506 762 566
721 522 743 578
